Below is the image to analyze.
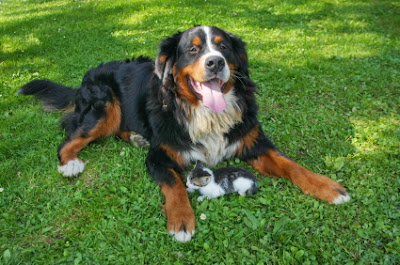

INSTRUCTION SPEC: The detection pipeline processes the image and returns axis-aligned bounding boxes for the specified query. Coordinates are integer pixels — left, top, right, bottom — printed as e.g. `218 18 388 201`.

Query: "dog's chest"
181 91 242 166
184 132 239 167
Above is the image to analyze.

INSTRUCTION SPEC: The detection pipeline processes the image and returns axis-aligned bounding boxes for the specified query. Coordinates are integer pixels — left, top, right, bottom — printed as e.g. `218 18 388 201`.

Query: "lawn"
1 0 399 264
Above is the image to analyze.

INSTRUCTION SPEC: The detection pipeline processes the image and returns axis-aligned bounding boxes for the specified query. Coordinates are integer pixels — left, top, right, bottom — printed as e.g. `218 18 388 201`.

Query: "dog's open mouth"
189 77 227 113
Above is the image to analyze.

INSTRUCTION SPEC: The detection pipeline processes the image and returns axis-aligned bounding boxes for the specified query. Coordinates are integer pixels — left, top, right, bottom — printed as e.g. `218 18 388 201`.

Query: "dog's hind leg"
58 98 121 177
115 131 150 148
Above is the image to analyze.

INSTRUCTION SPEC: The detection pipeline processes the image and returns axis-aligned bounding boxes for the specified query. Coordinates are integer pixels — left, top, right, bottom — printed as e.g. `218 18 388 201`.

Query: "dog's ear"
155 32 182 111
228 32 249 76
155 32 182 81
227 32 256 94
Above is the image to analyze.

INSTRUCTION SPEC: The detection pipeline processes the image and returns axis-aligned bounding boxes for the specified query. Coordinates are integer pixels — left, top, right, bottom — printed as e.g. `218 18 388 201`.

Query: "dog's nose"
205 56 225 73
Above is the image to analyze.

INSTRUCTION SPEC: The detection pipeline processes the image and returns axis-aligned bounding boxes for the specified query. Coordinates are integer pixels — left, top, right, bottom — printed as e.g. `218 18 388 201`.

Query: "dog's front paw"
166 206 195 243
303 172 351 204
331 187 351 204
162 181 196 243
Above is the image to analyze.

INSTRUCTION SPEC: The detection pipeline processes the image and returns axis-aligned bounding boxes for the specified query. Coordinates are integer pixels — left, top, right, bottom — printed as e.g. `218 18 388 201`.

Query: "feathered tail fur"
19 79 77 112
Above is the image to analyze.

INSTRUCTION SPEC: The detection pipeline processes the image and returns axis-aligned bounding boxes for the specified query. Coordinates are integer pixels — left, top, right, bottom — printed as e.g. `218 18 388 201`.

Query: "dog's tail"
19 79 78 112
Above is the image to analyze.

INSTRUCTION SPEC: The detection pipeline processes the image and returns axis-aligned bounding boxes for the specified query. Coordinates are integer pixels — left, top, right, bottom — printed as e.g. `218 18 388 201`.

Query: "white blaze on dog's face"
172 26 242 113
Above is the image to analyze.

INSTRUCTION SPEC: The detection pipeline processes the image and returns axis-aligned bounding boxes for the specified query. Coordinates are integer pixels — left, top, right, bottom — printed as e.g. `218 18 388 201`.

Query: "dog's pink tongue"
193 79 226 113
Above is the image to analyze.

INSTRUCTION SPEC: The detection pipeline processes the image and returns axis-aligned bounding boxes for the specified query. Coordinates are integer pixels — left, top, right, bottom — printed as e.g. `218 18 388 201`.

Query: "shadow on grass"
2 0 399 69
1 0 399 174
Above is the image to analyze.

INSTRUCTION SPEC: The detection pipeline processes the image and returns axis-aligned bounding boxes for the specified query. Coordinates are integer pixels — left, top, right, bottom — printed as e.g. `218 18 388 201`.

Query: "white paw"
170 230 195 243
332 193 351 204
197 196 205 202
58 159 85 177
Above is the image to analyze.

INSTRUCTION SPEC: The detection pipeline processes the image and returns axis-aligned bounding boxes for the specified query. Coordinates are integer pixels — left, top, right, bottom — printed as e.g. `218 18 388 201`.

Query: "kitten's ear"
202 176 211 185
194 160 203 169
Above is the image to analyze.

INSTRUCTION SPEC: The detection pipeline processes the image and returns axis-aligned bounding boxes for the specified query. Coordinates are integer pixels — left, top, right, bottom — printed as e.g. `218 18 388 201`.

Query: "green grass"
1 0 400 264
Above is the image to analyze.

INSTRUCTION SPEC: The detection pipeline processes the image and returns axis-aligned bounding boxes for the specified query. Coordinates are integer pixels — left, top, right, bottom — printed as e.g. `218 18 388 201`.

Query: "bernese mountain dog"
19 26 350 242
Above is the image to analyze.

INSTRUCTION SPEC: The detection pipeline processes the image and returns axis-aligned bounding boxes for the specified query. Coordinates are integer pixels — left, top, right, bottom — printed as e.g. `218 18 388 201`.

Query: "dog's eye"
189 47 198 53
220 44 227 50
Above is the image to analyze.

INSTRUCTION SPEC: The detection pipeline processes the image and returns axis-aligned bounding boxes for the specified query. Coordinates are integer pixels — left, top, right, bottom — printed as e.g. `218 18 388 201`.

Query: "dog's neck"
183 89 242 143
175 89 242 167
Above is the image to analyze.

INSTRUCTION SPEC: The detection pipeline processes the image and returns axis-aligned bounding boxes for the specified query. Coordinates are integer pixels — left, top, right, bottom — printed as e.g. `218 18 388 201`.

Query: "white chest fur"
182 90 242 166
185 132 240 167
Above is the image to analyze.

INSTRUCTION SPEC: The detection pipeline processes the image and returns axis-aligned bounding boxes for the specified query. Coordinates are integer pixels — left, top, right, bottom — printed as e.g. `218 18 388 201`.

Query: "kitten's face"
189 175 211 187
186 161 213 189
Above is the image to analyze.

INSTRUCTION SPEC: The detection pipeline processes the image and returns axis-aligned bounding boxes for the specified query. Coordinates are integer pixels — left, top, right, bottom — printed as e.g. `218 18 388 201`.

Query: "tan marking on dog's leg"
248 150 350 204
58 99 122 177
161 169 195 242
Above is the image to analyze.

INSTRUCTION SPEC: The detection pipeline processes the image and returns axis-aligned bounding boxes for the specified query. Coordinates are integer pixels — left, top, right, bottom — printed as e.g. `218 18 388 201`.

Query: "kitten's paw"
197 196 205 202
